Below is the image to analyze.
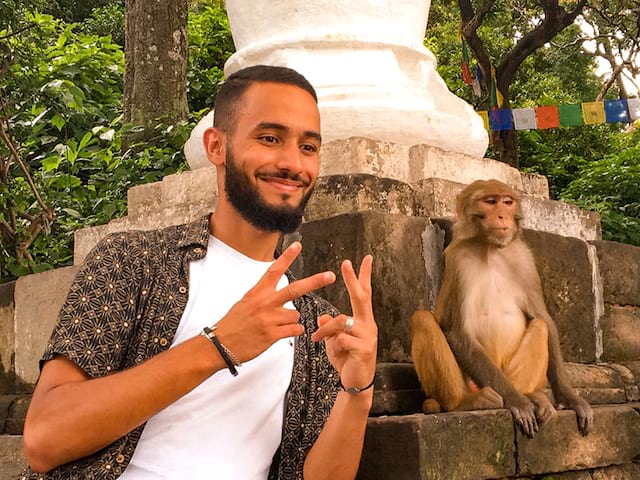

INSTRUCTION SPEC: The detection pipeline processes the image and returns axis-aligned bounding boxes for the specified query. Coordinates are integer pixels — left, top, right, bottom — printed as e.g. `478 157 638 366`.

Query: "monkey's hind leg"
504 318 549 394
411 310 501 413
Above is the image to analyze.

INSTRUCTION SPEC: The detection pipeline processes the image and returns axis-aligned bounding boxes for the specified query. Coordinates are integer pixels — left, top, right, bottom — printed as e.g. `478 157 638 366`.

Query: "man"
22 65 378 479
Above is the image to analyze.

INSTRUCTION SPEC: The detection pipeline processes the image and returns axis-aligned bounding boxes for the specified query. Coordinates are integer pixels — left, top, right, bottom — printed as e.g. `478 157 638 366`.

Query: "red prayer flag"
462 62 472 85
535 106 560 129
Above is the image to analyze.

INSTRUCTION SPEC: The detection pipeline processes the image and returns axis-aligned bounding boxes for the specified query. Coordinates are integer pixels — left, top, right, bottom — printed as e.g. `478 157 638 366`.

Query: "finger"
254 242 302 291
273 270 336 306
273 323 305 340
317 314 333 328
311 314 349 342
342 256 373 318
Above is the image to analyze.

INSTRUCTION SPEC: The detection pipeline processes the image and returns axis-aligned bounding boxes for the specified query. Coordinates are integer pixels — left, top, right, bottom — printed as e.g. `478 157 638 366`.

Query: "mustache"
256 169 311 187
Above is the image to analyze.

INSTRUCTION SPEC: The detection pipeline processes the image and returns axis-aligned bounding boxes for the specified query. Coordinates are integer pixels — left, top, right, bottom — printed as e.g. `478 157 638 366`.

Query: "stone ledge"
372 363 640 416
0 435 25 479
14 266 79 390
358 404 640 480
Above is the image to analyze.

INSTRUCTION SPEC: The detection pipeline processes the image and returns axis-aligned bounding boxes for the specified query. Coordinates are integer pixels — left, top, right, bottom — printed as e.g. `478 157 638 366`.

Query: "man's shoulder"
95 214 211 254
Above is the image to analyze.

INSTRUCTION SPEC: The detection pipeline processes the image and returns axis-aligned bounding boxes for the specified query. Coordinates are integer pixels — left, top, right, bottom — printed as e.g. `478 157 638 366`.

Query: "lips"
257 172 310 192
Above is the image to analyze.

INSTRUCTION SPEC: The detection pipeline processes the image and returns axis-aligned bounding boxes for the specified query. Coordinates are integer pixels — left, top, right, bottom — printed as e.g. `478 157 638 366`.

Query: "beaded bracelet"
201 326 241 377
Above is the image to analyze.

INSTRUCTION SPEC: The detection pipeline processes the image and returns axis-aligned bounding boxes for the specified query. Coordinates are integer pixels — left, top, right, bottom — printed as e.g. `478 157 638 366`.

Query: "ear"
203 127 226 167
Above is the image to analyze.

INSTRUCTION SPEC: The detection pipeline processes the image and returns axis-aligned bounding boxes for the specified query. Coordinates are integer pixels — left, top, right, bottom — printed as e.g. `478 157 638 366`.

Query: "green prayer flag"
559 104 583 126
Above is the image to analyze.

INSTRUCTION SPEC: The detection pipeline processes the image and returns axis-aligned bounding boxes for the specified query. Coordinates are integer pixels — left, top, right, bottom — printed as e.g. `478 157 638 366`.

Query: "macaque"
411 179 593 438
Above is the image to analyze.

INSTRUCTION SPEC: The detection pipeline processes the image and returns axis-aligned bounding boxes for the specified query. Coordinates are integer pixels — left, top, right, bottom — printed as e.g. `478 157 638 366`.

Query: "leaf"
62 208 82 218
41 156 62 171
50 114 66 131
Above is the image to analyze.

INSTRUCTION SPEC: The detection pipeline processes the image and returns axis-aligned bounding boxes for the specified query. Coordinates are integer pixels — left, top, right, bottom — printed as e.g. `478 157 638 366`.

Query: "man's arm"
23 335 225 473
23 241 335 473
305 256 378 480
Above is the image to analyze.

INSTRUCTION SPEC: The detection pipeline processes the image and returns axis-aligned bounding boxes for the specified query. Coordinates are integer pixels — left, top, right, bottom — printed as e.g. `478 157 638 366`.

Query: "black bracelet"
340 374 376 395
201 326 239 377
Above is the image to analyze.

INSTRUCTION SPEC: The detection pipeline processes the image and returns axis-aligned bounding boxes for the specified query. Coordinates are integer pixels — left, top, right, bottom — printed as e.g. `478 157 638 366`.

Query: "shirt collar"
176 213 211 250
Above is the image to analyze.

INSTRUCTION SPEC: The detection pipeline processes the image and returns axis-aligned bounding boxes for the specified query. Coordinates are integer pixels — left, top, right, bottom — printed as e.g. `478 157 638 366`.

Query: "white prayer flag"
471 78 482 98
627 97 640 121
512 108 536 130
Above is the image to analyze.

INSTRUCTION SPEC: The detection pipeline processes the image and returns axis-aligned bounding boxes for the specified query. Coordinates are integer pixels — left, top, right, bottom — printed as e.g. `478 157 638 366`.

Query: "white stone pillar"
185 0 488 170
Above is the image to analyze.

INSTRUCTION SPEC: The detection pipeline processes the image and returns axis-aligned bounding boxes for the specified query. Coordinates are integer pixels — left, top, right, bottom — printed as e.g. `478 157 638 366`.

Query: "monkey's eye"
483 196 497 205
503 196 514 206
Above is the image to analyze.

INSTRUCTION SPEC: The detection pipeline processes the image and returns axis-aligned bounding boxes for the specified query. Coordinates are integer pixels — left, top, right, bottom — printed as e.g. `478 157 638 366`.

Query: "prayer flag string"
479 98 639 131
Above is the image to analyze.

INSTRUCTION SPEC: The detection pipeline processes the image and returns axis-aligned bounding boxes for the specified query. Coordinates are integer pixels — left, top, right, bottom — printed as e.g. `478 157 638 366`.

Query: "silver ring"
344 316 355 334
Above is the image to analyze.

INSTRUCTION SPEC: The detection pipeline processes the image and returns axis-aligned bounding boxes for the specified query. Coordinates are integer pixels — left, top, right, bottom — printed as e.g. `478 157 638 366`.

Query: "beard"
224 150 314 234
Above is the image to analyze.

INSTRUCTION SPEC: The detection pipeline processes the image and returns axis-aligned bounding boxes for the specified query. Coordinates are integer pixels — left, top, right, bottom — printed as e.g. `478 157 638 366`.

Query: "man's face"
222 82 321 233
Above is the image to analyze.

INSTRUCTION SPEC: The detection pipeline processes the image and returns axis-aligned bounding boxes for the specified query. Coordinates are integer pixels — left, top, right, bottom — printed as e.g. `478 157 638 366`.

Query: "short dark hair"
213 65 318 134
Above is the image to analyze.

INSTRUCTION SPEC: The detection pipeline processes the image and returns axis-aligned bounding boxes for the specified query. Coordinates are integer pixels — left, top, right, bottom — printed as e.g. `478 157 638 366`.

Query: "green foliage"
187 3 235 112
559 132 640 245
79 3 125 46
1 12 190 280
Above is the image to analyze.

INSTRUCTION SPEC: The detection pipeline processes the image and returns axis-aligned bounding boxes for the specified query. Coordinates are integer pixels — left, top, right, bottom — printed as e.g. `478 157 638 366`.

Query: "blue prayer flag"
604 100 630 123
489 109 512 131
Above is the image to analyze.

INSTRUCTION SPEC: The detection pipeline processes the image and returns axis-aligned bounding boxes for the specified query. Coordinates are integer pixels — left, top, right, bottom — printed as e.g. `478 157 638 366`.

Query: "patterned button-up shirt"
22 214 340 480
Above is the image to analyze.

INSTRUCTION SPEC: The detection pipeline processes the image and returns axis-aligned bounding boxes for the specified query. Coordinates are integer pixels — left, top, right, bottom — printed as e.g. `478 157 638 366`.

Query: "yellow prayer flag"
581 102 605 125
477 110 489 130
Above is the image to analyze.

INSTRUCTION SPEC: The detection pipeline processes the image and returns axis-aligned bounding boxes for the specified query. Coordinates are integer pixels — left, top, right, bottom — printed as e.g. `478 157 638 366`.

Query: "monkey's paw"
506 394 538 438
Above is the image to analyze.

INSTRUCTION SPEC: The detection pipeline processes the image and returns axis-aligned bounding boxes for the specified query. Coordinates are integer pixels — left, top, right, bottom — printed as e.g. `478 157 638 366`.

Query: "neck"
209 206 282 261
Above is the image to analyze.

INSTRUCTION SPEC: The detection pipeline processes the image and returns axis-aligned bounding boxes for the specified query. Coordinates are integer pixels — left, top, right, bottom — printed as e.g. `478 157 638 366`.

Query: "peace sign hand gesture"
311 256 378 391
214 242 336 364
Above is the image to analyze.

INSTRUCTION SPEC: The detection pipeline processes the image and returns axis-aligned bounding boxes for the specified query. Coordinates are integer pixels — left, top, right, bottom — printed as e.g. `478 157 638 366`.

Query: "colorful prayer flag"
559 104 583 126
489 109 512 131
535 106 560 129
604 100 630 123
471 78 482 97
581 102 606 124
627 97 640 121
475 64 483 84
477 110 489 130
489 65 504 108
512 108 536 130
462 63 472 85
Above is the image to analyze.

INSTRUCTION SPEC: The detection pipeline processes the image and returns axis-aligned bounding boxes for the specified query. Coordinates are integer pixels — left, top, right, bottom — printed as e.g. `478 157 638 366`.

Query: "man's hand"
311 256 378 390
214 241 336 363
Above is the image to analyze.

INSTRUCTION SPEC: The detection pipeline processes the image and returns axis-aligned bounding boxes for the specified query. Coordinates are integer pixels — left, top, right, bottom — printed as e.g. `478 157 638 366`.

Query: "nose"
275 142 304 174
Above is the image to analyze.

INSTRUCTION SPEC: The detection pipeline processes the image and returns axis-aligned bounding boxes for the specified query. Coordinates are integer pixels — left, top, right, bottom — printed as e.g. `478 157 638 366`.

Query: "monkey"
411 179 593 438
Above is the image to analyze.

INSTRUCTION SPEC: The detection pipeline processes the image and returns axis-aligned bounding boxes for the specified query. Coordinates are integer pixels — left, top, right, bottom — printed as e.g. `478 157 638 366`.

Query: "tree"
459 0 587 167
579 0 640 100
123 0 188 134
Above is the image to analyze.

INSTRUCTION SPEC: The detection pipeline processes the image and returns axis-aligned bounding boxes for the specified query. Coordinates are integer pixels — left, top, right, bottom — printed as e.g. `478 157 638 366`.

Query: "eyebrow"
256 122 322 143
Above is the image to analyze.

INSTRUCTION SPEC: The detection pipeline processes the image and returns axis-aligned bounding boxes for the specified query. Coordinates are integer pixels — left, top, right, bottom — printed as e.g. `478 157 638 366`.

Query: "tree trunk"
494 130 519 168
124 0 188 133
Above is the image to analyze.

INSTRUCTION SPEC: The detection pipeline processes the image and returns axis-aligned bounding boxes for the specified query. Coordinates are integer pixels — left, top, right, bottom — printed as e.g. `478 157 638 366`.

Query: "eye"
503 196 514 206
300 143 319 153
483 196 497 205
259 135 278 144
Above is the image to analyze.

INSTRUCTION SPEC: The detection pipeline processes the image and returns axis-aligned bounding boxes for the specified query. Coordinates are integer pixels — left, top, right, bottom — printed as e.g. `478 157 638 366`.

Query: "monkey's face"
474 193 520 247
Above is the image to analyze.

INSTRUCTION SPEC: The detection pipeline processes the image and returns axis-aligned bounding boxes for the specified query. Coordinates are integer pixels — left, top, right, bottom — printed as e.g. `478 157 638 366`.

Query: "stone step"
372 363 640 416
357 403 640 480
0 435 25 479
0 395 30 435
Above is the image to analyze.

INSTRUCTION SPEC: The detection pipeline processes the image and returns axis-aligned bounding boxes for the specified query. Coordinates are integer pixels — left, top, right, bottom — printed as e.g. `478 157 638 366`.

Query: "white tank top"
120 236 295 480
